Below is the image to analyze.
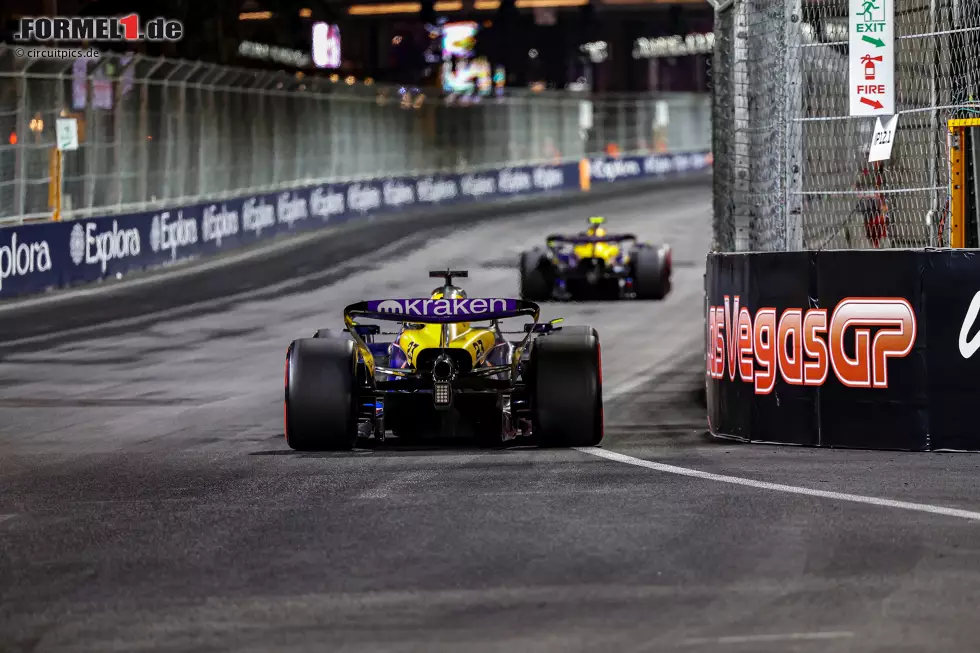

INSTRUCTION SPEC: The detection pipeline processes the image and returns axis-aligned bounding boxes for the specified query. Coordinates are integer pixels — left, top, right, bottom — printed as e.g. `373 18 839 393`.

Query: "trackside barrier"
705 249 980 451
0 152 712 301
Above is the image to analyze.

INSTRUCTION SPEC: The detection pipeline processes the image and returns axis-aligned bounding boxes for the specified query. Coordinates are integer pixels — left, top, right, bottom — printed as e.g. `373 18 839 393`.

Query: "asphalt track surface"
3 184 980 652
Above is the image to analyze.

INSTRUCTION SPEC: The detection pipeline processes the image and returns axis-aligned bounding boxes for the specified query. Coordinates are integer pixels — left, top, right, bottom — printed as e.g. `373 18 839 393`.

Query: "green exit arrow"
862 35 885 47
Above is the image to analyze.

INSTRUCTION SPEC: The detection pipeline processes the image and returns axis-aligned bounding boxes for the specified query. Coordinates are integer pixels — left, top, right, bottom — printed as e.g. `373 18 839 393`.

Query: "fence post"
732 0 752 251
14 68 29 219
113 58 125 211
82 56 99 213
784 0 804 251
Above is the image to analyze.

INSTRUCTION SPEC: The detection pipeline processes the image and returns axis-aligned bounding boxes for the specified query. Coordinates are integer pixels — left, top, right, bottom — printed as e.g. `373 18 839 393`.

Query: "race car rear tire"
519 249 551 301
530 326 603 447
632 246 671 300
554 325 594 337
284 337 359 451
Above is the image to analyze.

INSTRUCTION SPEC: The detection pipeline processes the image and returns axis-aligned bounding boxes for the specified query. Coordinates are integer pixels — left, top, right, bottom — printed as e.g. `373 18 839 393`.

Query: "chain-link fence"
711 0 980 252
0 44 711 226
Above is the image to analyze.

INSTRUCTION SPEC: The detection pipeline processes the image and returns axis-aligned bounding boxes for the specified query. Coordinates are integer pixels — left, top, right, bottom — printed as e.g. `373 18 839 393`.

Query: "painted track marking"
575 447 980 522
680 631 854 646
355 453 487 499
357 470 440 499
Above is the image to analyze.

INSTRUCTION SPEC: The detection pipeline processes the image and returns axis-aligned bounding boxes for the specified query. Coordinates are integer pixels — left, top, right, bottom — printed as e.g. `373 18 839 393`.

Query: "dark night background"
2 0 714 93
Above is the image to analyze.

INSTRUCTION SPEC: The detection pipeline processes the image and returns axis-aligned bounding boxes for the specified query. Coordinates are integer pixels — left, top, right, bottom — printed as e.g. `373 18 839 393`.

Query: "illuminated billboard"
441 21 477 59
312 22 341 69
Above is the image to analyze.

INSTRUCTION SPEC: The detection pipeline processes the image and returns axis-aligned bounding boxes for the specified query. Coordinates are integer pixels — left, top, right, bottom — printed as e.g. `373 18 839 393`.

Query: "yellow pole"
948 118 980 248
53 149 63 221
579 158 590 192
950 124 964 248
48 148 61 220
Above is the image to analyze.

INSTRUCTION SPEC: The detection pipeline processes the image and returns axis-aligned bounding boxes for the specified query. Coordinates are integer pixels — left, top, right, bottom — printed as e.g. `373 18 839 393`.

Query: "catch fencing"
710 0 980 252
0 44 711 225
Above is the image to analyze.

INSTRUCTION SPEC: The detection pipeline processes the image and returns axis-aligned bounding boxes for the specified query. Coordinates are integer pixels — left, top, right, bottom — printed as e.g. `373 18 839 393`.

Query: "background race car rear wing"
546 233 638 245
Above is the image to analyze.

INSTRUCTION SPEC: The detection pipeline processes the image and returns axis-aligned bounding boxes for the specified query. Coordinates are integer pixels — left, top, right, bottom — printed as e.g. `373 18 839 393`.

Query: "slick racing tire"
519 248 551 301
284 337 359 451
632 245 671 300
530 326 603 448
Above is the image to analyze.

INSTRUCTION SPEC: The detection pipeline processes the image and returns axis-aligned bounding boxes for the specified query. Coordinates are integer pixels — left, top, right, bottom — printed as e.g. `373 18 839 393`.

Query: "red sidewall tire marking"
283 348 291 443
596 337 604 440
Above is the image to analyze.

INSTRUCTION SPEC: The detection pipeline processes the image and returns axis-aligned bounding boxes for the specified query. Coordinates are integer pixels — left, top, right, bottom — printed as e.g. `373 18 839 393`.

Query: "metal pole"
784 0 804 250
113 60 126 210
732 0 752 251
138 73 149 205
14 71 29 218
293 92 303 184
197 83 207 198
930 0 940 244
56 149 64 221
618 97 627 156
83 55 111 212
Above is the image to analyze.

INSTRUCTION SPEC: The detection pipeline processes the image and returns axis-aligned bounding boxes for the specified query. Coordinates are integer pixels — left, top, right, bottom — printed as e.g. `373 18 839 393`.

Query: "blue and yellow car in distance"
518 216 672 301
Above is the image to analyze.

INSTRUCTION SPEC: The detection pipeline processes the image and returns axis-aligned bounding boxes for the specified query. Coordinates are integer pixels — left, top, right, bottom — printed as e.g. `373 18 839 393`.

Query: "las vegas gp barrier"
705 249 980 452
0 151 710 301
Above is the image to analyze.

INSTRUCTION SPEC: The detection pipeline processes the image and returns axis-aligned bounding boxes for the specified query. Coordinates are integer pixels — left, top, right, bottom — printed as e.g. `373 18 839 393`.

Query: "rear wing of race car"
546 233 638 245
344 297 539 325
342 297 541 378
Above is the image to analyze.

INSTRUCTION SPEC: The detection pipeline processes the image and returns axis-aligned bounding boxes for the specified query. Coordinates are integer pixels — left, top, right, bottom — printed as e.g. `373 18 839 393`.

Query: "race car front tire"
284 337 359 451
530 326 603 447
519 249 552 301
632 246 671 300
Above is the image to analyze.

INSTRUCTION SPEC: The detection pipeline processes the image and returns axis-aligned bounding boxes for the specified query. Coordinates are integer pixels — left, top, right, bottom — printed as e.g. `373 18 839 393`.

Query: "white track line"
575 447 980 522
356 453 485 499
680 631 854 646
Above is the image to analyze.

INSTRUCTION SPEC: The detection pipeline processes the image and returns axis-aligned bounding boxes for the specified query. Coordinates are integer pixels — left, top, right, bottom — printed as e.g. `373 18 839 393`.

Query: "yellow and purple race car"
283 270 603 451
519 216 671 301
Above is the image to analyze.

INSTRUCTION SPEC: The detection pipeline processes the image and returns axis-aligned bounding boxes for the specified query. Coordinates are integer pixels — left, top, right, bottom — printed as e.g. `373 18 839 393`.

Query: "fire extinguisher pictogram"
862 54 882 81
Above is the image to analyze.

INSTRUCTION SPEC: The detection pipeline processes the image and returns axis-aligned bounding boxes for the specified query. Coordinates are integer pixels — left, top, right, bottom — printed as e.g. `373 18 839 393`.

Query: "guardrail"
705 247 980 451
0 151 712 301
0 46 712 225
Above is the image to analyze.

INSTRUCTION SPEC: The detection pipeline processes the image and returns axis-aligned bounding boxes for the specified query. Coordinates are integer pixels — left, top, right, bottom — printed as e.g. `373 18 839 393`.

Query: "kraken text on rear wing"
344 297 539 324
342 297 541 378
